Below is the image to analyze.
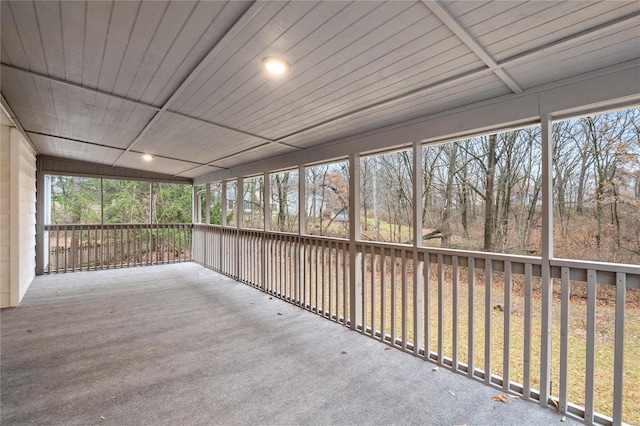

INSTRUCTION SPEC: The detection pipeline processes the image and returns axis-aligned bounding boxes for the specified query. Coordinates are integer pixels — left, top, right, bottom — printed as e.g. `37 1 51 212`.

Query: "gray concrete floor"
1 263 573 426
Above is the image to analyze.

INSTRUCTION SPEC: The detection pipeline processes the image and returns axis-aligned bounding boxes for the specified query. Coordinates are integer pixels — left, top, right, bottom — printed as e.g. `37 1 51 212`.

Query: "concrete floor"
1 263 573 426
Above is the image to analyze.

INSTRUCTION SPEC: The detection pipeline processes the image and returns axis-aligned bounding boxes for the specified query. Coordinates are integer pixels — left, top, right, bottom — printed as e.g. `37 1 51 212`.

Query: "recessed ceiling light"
142 154 153 162
262 57 290 76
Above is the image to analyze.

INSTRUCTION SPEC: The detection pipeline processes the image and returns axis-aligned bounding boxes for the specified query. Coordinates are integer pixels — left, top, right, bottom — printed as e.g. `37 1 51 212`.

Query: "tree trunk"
484 134 497 251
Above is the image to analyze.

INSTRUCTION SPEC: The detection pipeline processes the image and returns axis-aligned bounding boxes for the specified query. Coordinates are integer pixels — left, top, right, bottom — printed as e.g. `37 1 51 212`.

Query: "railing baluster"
585 269 597 424
371 246 376 337
402 250 408 350
380 249 387 343
425 253 431 360
329 241 335 319
452 256 459 371
613 272 626 426
438 254 444 365
468 257 475 378
524 263 532 399
361 245 367 331
559 266 570 414
503 261 512 392
484 259 493 385
391 248 397 346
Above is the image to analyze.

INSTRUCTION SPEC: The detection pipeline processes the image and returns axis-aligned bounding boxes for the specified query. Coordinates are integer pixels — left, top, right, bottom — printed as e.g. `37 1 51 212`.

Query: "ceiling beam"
274 10 640 145
1 63 161 111
499 10 640 69
1 62 296 152
112 1 268 167
0 93 38 154
165 111 303 151
421 0 522 94
24 129 224 168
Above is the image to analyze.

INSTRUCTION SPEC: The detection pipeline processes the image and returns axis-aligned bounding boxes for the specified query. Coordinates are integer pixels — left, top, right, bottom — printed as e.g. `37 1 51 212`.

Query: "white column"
221 182 227 227
349 154 361 330
205 183 211 225
412 141 424 354
539 114 554 408
263 172 271 232
298 164 306 235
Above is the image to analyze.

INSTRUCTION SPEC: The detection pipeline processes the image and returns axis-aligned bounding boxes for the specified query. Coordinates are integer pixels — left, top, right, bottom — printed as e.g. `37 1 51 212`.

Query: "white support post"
412 141 424 355
237 177 243 280
263 172 271 232
298 164 306 235
192 185 199 224
205 183 211 225
540 114 554 407
237 177 243 229
221 182 228 227
349 154 362 330
263 172 270 291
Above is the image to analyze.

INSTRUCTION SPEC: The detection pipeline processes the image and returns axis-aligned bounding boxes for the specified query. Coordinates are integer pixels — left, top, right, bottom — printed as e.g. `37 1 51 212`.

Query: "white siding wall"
0 125 10 307
0 125 36 307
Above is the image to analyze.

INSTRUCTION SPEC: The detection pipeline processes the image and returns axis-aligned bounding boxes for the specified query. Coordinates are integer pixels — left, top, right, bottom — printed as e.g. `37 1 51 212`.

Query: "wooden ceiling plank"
1 63 161 112
421 0 521 94
239 26 469 136
33 1 65 80
171 1 290 116
256 52 481 139
208 2 423 130
112 1 271 167
142 1 228 105
82 1 112 89
60 1 86 84
498 11 640 69
97 1 141 94
111 1 170 98
126 1 199 102
7 1 48 74
0 2 29 68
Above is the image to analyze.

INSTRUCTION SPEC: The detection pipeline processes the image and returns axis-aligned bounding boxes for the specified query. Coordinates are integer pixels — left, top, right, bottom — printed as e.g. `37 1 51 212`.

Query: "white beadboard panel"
0 1 30 69
178 1 369 120
283 74 509 149
445 0 640 62
60 1 86 84
182 1 442 125
215 12 481 136
82 1 114 89
95 1 142 94
1 70 155 149
145 1 255 106
116 151 199 176
4 1 48 74
505 26 640 90
28 133 123 165
120 2 197 102
32 1 65 80
247 48 482 139
209 143 294 170
169 1 296 114
176 165 222 179
110 1 171 97
133 113 264 164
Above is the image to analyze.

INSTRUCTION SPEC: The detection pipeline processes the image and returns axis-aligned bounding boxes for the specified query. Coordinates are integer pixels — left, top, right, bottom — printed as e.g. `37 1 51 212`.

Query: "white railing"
43 223 192 273
194 224 637 425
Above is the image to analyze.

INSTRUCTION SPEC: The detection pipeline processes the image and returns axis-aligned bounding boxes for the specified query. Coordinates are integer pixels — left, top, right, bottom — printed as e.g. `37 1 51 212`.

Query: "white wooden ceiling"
1 1 639 179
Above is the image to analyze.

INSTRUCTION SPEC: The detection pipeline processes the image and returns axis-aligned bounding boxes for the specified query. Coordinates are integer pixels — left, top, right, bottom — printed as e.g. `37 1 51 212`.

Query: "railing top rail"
45 223 193 229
